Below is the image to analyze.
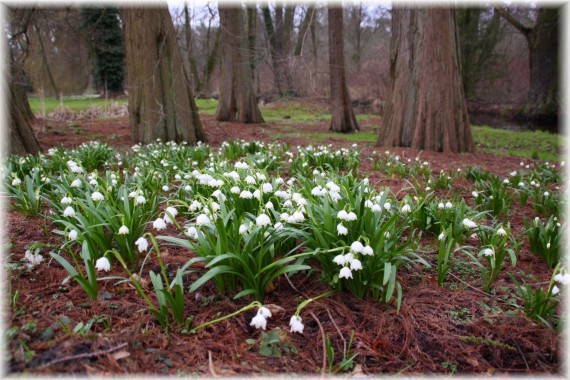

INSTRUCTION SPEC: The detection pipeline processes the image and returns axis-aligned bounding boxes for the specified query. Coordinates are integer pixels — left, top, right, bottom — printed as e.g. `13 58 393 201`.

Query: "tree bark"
9 81 41 156
328 7 359 133
262 5 294 96
495 6 559 125
121 5 205 145
294 4 315 56
376 7 473 153
184 3 202 93
216 6 264 124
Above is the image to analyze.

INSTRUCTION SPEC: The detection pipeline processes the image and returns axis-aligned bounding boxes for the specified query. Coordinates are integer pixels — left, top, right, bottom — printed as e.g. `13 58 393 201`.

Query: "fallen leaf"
111 350 130 360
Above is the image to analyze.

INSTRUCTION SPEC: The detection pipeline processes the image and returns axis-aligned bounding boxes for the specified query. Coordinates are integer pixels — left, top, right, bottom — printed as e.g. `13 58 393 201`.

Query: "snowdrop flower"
350 241 364 253
552 285 560 295
438 202 445 209
118 225 129 235
63 206 76 217
135 195 146 205
384 202 391 211
438 232 445 241
289 211 305 223
24 250 44 267
234 161 249 169
164 206 178 223
95 257 111 272
333 254 346 266
239 224 249 235
274 222 284 230
362 245 374 256
231 186 241 194
401 204 411 213
503 179 510 185
283 200 293 208
162 185 170 191
189 200 202 212
135 237 149 252
482 248 494 257
253 190 261 200
153 218 167 230
250 307 271 330
280 212 290 222
186 226 199 239
68 229 78 240
89 179 98 186
350 259 363 271
290 315 304 334
71 179 81 188
256 213 271 227
240 190 253 199
547 242 551 249
518 182 525 188
337 210 349 220
445 202 452 209
472 191 479 198
462 218 477 229
196 214 211 226
61 196 73 205
346 212 357 221
184 185 192 191
554 273 570 286
262 183 273 193
544 191 549 197
337 223 348 235
425 187 431 192
11 178 21 186
497 227 507 236
91 192 104 201
245 175 256 184
371 204 382 212
264 201 274 210
339 267 353 279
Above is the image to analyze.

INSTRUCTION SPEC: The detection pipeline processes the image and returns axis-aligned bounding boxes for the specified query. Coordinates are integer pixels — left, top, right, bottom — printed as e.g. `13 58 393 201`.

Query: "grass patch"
472 125 563 162
28 95 127 114
195 99 218 115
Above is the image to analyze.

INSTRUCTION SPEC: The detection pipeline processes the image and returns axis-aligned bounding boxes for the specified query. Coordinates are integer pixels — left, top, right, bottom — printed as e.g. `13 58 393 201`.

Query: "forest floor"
4 111 565 376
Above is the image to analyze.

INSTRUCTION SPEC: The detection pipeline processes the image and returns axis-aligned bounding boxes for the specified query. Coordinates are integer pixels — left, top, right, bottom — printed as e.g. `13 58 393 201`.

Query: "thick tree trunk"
328 7 359 133
9 82 41 156
121 6 205 145
376 7 473 153
216 6 264 124
525 8 558 124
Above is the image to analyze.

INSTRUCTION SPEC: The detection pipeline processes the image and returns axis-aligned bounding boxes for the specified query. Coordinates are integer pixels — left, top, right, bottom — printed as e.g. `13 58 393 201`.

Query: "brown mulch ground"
4 113 564 376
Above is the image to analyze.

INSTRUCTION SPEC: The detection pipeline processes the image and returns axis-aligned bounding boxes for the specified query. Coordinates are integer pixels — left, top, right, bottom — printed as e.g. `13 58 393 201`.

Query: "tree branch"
494 7 532 38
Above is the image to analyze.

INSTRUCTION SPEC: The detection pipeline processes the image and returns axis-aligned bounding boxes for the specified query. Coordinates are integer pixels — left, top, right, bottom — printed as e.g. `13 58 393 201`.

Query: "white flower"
95 257 111 272
337 223 348 235
445 202 452 209
289 315 304 334
438 232 445 241
153 218 167 230
256 213 271 227
118 225 129 235
61 196 73 205
337 210 349 220
497 227 507 236
196 214 211 226
250 307 271 330
346 212 357 221
546 242 551 249
350 259 363 271
189 200 202 211
71 179 81 188
362 245 374 256
384 202 391 211
265 201 274 210
184 185 192 191
472 191 478 198
89 179 98 186
333 254 346 266
262 183 273 193
245 175 256 184
371 204 382 212
162 185 170 191
186 226 199 239
239 224 248 235
350 241 364 253
91 192 104 201
11 178 21 186
274 222 284 230
240 190 253 199
63 206 76 217
482 248 494 257
401 204 411 213
135 237 149 252
253 190 261 200
462 218 477 229
259 306 272 318
68 229 78 240
438 202 445 209
339 267 353 279
544 191 550 197
135 195 146 205
552 285 560 295
164 206 178 223
503 179 510 185
24 250 44 266
553 273 570 285
518 182 525 188
230 186 241 194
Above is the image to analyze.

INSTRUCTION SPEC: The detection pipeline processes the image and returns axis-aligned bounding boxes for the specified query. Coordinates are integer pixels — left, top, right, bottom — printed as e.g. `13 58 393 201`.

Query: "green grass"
472 125 563 162
27 97 563 161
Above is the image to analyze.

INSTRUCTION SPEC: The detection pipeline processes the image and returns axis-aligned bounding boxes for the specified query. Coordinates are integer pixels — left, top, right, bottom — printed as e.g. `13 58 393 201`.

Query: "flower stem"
191 301 261 333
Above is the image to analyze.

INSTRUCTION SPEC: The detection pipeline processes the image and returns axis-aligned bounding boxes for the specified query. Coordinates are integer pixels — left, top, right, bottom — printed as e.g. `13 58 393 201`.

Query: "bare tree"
495 6 559 124
376 7 473 153
216 6 264 123
121 5 205 144
328 7 359 133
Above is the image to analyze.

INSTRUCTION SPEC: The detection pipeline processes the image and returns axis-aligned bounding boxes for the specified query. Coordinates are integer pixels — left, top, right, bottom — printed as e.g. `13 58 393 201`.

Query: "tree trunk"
34 24 60 100
376 7 473 153
216 6 264 124
9 81 41 156
495 6 559 126
121 5 205 145
525 8 558 124
294 4 315 56
262 5 294 96
184 3 202 93
328 7 359 133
